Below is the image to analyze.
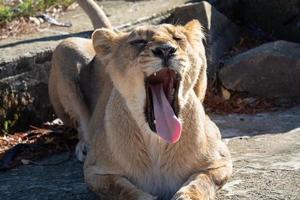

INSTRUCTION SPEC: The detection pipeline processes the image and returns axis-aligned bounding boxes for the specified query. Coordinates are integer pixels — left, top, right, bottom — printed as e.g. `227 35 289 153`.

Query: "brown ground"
0 3 75 40
0 123 77 170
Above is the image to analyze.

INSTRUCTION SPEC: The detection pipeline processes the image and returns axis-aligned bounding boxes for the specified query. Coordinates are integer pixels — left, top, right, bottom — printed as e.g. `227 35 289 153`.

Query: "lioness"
49 19 232 199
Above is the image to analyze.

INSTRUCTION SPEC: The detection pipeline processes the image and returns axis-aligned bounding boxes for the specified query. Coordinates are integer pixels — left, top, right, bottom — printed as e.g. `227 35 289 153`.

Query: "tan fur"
49 14 232 198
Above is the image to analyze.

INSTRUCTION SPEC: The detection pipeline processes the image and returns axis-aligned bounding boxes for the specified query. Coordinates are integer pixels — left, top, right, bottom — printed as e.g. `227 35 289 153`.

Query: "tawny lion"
48 1 232 199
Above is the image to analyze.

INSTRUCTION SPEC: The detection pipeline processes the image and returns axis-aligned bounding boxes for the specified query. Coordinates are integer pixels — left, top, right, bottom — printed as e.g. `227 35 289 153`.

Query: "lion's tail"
77 0 112 30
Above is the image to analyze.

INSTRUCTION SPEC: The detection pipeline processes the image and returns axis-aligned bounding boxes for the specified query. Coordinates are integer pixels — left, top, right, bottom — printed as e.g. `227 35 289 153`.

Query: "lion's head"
92 20 206 144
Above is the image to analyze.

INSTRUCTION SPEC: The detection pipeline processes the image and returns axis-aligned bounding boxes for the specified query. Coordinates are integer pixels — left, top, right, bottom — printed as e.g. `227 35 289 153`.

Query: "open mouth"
145 68 182 143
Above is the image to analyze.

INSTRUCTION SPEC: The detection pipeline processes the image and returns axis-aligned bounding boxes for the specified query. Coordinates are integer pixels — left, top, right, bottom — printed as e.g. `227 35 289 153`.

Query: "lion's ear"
184 20 204 44
92 28 119 57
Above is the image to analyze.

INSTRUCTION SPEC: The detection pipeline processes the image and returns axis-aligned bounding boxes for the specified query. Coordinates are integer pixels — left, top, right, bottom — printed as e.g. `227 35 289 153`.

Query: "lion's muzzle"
151 44 177 67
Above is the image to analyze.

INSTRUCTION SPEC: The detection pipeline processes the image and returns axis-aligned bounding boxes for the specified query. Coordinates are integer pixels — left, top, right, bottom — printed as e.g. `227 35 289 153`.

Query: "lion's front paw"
171 188 210 200
75 140 89 162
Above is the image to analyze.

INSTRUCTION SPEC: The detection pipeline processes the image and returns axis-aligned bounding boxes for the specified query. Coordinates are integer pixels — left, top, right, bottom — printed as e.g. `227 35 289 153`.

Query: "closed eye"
130 39 148 48
173 36 183 41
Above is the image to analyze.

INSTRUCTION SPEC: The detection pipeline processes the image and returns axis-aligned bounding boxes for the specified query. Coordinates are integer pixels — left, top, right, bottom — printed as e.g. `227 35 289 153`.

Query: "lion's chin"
144 68 182 143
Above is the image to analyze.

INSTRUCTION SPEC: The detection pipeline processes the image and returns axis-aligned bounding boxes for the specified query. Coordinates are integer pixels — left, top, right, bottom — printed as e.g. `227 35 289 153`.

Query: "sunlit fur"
49 19 232 199
82 20 232 200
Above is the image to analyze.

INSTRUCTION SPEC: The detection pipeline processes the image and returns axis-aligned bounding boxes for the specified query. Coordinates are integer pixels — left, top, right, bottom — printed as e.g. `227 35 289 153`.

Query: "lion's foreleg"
171 162 232 200
85 173 156 200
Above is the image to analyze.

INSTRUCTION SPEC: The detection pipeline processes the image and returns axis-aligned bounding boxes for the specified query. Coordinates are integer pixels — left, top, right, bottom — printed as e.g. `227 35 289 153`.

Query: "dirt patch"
0 17 37 39
0 121 77 170
0 1 76 39
204 88 277 114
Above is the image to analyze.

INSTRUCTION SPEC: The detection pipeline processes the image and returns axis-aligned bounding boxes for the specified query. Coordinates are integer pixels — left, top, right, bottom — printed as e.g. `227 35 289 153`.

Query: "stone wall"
0 50 54 133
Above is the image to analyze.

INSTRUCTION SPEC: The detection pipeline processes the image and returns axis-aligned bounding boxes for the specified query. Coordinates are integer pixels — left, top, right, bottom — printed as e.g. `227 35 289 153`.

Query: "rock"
207 0 241 19
219 41 300 99
239 0 300 42
164 1 240 83
0 50 55 133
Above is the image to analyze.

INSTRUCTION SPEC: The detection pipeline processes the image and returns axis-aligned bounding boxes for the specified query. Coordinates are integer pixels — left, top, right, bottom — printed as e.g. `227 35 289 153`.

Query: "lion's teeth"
154 72 157 76
154 120 156 124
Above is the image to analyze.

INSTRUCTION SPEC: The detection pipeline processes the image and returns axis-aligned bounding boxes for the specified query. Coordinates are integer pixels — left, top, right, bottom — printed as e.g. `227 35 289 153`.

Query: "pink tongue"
149 84 182 143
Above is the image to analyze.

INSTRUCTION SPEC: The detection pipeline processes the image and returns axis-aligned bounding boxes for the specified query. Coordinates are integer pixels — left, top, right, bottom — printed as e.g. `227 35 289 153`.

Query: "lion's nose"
152 44 177 64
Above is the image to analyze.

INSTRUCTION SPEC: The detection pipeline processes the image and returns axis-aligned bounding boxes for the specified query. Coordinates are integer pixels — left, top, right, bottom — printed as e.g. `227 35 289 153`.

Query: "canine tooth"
154 72 157 76
154 120 156 124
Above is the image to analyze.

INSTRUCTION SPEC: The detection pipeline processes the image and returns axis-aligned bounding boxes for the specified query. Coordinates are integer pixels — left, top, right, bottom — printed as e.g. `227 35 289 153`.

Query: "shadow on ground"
0 31 92 49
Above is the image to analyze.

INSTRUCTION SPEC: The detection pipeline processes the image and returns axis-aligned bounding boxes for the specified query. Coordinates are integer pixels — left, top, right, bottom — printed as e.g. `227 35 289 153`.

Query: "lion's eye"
173 36 182 41
130 39 148 48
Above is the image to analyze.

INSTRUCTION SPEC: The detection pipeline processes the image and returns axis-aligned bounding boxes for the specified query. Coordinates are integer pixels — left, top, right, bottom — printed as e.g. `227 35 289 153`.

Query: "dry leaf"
221 87 231 100
21 159 31 165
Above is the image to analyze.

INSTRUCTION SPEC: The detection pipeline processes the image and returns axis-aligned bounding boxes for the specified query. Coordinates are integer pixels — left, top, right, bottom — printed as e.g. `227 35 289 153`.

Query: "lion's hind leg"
49 69 74 127
49 38 94 161
56 77 90 161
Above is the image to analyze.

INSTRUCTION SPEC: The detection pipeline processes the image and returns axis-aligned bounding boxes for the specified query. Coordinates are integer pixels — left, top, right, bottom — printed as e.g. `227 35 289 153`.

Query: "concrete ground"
214 107 300 200
1 107 299 200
